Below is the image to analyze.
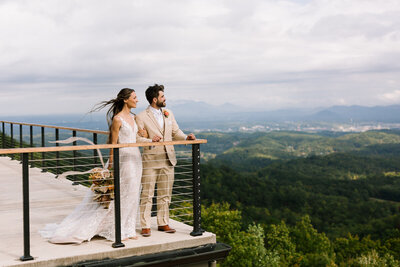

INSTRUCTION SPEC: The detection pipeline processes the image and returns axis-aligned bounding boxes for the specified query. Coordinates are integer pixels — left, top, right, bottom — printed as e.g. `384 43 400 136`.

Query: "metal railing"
0 120 108 165
0 121 206 262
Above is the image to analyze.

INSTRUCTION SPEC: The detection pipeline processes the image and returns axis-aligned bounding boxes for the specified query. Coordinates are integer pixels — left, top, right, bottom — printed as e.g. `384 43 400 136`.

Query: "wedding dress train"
39 116 142 243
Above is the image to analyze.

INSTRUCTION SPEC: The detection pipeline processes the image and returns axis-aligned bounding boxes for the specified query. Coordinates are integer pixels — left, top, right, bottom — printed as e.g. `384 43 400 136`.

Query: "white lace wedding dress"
39 116 143 244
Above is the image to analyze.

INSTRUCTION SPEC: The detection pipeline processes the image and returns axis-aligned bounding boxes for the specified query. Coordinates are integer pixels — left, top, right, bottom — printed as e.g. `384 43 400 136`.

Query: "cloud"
382 90 400 102
1 0 400 115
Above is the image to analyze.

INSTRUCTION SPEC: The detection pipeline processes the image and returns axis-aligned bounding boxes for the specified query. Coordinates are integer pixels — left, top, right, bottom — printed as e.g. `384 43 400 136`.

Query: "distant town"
235 122 400 133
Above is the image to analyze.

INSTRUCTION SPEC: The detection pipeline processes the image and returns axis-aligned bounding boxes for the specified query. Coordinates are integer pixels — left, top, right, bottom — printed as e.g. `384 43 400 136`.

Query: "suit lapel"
146 107 164 135
162 109 169 136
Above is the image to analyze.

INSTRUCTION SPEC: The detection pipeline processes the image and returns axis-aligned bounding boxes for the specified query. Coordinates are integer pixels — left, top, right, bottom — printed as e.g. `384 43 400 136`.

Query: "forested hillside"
198 130 400 170
2 129 400 265
197 130 400 266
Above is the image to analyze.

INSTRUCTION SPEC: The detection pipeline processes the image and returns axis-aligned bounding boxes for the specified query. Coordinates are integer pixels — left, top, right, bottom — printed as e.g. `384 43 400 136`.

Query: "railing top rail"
0 120 108 135
0 139 207 155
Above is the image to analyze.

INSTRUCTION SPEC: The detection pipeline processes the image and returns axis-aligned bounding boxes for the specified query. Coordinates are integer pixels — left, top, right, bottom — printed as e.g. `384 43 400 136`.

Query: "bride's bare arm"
108 117 122 167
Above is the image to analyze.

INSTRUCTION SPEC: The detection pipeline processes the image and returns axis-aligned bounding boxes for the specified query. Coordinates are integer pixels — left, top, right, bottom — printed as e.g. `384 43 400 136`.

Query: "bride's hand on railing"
138 128 149 138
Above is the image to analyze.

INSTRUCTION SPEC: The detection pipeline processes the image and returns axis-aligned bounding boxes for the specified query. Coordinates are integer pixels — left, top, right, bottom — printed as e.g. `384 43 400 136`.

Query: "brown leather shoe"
141 228 151 237
158 225 176 233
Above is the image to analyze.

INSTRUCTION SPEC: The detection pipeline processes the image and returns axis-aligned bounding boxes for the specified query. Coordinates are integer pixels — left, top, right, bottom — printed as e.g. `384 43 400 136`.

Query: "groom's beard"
156 100 166 108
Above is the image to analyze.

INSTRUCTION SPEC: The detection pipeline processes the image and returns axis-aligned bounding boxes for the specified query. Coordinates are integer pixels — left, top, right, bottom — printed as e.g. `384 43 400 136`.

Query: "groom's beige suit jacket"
136 106 186 228
135 107 186 167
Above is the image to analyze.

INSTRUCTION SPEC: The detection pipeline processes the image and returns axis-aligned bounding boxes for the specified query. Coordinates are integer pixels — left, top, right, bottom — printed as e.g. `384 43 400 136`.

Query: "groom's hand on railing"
152 135 162 142
186 133 196 140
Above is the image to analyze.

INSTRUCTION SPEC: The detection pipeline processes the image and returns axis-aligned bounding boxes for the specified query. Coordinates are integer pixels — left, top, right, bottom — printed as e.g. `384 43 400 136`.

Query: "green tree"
201 202 242 244
384 238 400 260
291 215 336 266
353 250 399 267
264 220 298 264
201 203 271 267
222 224 270 267
334 234 382 264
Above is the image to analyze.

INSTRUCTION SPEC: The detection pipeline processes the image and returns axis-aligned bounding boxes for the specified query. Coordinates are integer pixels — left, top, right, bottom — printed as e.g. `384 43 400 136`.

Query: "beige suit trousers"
140 156 174 228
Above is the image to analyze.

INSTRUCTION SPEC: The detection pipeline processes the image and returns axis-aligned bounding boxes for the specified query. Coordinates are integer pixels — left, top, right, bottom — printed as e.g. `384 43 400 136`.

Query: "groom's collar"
148 105 162 114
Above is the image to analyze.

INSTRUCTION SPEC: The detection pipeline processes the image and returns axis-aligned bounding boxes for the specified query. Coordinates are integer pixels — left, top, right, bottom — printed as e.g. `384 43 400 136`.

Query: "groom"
136 84 196 237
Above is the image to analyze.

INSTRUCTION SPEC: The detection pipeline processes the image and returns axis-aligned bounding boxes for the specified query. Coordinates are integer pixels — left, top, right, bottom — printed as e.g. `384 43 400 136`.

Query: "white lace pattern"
39 115 142 243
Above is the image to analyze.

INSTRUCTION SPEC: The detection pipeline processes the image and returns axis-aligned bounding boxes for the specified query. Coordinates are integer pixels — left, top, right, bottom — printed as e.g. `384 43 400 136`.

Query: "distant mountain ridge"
169 102 400 123
2 103 400 130
310 105 400 122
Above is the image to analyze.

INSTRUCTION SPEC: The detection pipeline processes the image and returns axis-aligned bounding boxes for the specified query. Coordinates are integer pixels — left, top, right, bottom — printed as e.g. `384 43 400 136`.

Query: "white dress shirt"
149 105 164 129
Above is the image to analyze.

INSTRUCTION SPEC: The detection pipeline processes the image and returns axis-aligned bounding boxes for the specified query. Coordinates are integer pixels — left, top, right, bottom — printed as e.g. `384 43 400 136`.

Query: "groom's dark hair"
146 84 164 104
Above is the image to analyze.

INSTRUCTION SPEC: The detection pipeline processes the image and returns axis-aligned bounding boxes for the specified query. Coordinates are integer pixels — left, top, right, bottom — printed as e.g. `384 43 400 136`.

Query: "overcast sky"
1 0 400 116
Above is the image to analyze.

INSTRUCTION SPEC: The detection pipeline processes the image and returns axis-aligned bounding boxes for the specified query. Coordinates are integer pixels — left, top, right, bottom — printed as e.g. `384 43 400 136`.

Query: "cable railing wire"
2 145 197 211
0 120 205 261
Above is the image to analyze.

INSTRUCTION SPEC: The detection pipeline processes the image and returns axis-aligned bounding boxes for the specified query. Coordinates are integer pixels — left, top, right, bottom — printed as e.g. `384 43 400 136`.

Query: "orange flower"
163 110 169 118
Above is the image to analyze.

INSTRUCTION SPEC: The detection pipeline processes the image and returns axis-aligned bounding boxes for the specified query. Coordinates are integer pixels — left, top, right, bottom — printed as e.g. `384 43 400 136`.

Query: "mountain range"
2 103 400 130
170 102 400 123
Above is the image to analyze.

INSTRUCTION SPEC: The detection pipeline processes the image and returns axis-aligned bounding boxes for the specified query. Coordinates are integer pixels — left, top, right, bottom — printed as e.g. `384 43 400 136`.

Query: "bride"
40 88 160 244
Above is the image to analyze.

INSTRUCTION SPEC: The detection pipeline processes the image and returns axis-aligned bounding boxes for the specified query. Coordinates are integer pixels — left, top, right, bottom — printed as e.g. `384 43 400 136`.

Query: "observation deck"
0 121 230 267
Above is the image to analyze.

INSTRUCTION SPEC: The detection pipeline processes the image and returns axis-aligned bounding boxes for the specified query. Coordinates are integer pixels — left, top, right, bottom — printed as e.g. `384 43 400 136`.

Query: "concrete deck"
0 157 216 267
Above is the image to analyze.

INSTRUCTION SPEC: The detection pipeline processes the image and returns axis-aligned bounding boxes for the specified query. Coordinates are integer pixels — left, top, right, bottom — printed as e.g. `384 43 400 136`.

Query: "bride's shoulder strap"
113 116 126 126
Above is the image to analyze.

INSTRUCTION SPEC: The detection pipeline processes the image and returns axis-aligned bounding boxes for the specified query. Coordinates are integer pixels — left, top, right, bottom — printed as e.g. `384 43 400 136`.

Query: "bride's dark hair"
91 88 135 142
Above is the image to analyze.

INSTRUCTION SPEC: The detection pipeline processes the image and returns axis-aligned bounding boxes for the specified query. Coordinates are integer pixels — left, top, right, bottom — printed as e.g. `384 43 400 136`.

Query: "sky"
1 0 400 116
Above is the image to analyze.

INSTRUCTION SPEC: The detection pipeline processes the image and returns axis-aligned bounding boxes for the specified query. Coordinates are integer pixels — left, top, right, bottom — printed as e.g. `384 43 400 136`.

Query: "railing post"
55 129 59 175
112 148 125 248
41 127 45 170
93 133 98 165
20 124 23 148
191 144 204 236
11 123 14 159
29 126 33 161
10 123 14 147
19 124 23 163
72 131 78 185
1 122 5 149
20 153 34 261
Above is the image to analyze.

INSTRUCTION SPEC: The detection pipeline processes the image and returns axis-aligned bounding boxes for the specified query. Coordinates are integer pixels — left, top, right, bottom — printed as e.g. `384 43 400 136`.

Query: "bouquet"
50 137 114 209
89 167 114 209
